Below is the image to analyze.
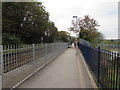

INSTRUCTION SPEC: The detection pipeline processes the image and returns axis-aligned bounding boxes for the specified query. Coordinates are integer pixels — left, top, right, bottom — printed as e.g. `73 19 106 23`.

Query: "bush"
3 33 23 45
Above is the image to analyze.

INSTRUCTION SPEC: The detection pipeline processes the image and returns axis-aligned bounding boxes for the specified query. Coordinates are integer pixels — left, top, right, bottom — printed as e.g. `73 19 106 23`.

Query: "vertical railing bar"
52 43 53 58
101 51 103 84
112 52 115 89
106 51 108 86
102 52 105 85
21 46 23 67
17 45 19 71
21 45 23 74
13 45 15 81
113 53 116 89
104 51 107 87
21 45 23 73
25 45 27 64
115 53 119 89
21 45 23 66
109 52 112 87
108 51 110 87
23 45 25 66
15 45 18 71
0 45 4 89
104 51 106 86
53 43 55 57
32 44 35 72
4 46 6 73
110 51 112 87
15 45 17 72
102 51 104 86
107 51 109 85
10 45 13 87
98 46 100 83
14 45 16 70
111 52 113 88
8 45 10 87
45 44 47 61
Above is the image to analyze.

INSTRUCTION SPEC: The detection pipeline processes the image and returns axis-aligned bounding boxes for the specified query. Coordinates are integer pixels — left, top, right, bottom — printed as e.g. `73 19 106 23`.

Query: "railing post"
115 53 119 89
0 45 3 89
45 43 48 61
33 44 35 61
32 44 35 71
98 46 100 83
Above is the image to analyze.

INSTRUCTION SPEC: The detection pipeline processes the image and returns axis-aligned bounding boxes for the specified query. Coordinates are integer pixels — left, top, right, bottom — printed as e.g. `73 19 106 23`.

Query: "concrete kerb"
12 48 68 89
78 49 99 88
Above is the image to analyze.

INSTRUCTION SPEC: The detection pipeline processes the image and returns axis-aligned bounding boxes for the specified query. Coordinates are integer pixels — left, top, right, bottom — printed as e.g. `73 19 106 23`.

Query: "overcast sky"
40 0 119 39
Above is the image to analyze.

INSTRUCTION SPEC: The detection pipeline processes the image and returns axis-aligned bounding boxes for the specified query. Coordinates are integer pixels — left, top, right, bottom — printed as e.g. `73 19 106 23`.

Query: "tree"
3 2 70 44
57 31 70 42
2 2 59 44
69 15 103 43
43 21 58 43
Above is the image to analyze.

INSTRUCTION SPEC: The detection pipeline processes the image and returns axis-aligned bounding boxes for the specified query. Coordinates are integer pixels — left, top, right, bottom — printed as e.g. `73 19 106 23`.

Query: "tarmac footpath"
17 47 97 88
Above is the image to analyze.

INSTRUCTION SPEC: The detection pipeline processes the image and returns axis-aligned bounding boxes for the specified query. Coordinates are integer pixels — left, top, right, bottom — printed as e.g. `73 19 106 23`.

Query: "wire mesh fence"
79 44 120 89
0 43 68 89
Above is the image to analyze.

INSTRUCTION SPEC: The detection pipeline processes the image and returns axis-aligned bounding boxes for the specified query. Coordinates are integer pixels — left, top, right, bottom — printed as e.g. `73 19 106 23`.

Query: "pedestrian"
74 42 76 47
77 42 79 48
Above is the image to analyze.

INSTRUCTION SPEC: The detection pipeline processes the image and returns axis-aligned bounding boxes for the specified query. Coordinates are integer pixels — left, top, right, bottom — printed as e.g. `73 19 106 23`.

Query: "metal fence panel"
0 43 68 89
79 44 120 89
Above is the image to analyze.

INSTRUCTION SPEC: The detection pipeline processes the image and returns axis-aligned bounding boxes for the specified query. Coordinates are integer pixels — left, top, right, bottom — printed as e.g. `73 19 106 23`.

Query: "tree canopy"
57 31 70 42
69 15 104 43
2 2 70 45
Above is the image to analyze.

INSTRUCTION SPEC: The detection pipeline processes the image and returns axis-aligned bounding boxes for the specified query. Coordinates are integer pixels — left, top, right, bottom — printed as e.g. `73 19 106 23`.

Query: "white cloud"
39 0 119 39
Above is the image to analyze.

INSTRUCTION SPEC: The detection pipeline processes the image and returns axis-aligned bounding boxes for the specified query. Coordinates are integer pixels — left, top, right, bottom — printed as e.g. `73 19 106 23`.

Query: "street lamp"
73 16 80 55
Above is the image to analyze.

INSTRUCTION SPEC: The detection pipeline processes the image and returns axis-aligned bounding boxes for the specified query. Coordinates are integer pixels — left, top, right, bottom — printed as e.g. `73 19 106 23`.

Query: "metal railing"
0 43 68 89
79 44 120 89
80 38 92 46
98 43 119 53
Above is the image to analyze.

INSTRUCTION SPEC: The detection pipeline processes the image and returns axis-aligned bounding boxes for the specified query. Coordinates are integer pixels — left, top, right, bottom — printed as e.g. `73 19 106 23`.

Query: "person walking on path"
74 42 76 47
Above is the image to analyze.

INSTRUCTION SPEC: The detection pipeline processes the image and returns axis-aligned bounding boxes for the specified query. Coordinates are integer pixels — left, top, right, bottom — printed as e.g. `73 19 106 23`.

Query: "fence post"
32 44 35 71
115 53 119 89
0 45 3 89
98 46 100 83
45 44 48 61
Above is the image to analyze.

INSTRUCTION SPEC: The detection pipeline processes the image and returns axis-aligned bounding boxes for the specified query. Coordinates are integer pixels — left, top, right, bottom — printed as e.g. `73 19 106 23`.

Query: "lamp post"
73 16 80 55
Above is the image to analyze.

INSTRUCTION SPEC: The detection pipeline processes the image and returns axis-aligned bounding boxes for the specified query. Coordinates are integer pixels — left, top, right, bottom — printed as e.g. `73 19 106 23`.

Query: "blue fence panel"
79 44 98 80
79 43 120 89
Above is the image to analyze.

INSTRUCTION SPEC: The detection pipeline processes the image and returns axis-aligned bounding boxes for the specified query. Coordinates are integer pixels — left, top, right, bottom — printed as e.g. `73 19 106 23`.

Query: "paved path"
17 47 94 88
